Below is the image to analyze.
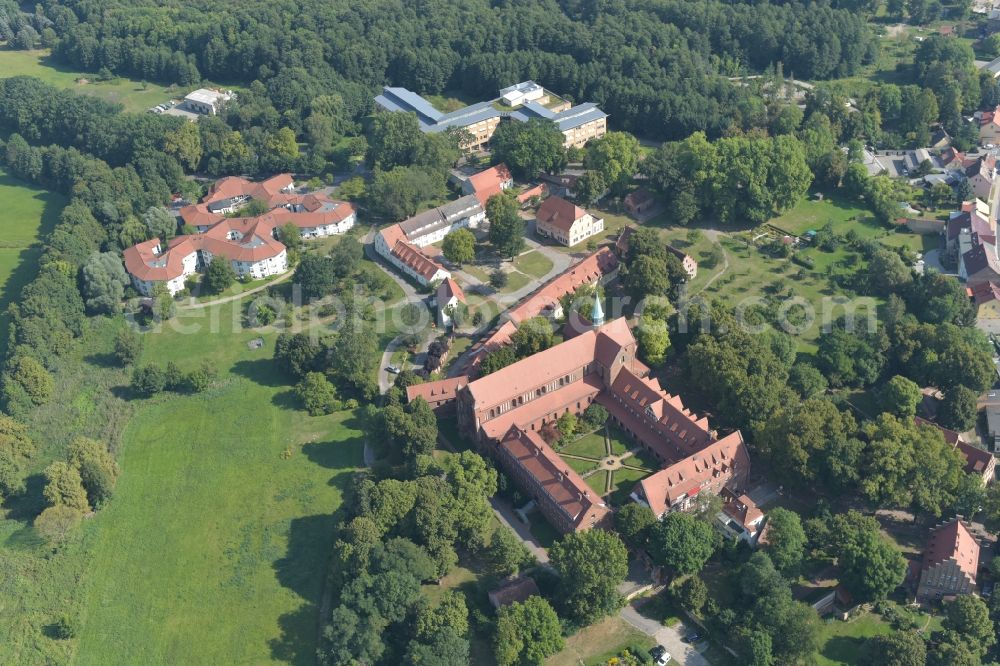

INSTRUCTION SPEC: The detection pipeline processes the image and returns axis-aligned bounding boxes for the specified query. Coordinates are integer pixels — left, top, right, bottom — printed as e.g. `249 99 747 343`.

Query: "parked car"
386 365 400 374
656 650 672 666
684 630 702 643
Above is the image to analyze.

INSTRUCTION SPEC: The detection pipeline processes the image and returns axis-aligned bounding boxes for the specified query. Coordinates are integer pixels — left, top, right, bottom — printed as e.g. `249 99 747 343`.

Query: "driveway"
620 603 710 666
490 498 549 564
922 248 955 276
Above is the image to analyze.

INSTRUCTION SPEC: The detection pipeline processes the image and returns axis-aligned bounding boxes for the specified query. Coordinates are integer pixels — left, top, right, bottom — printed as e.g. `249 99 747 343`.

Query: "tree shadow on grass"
83 352 119 368
271 388 299 411
270 511 351 663
822 635 869 664
231 358 286 388
1 472 47 524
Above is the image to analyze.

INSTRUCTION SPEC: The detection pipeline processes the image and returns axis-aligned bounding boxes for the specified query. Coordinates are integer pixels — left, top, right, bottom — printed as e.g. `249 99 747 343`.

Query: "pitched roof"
398 194 483 241
122 238 193 282
962 234 1000 278
637 432 749 517
971 280 1000 305
517 183 547 203
468 164 513 206
921 518 980 582
536 196 588 233
624 188 655 208
437 277 466 305
488 576 539 608
720 488 765 530
465 319 634 412
499 425 610 530
405 376 469 405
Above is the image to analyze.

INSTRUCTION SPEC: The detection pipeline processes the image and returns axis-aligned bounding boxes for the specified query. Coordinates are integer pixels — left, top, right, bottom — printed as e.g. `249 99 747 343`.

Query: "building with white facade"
124 174 356 295
182 88 235 116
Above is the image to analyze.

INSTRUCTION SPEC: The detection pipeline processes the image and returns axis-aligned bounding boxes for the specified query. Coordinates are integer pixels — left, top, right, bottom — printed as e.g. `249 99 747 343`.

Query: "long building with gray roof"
374 83 607 149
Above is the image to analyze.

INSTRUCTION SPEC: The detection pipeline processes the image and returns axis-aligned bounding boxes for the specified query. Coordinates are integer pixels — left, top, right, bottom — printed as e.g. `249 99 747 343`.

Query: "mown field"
0 259 405 664
0 48 181 112
0 167 65 358
71 299 366 664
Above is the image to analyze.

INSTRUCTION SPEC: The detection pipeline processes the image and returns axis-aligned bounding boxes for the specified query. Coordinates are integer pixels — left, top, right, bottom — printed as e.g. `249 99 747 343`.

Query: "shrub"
490 269 508 288
132 364 167 396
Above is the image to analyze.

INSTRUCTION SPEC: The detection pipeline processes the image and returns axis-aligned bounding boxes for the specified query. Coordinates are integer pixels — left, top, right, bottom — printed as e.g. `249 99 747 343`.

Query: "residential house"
436 277 467 328
915 417 996 484
716 489 767 546
982 106 1000 145
124 173 358 295
940 147 965 170
539 171 583 199
916 518 981 601
667 245 698 279
374 224 451 287
624 188 657 217
182 88 234 116
984 55 1000 80
971 281 1000 319
488 576 540 609
535 196 605 247
463 163 514 206
963 154 997 201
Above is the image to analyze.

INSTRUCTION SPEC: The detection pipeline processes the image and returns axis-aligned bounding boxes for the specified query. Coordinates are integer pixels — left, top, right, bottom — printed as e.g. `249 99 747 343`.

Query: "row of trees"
47 0 876 141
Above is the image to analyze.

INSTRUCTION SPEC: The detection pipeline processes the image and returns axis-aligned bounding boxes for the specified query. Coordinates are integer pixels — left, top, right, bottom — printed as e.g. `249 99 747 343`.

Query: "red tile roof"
466 318 632 411
636 432 749 517
499 425 610 531
536 196 588 233
406 376 469 405
922 519 979 582
437 277 466 305
517 184 547 203
468 163 513 206
971 281 1000 305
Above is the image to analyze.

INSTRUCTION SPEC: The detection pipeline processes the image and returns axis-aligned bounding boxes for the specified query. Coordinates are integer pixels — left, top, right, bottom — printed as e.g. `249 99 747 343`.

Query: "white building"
182 88 235 116
499 81 545 107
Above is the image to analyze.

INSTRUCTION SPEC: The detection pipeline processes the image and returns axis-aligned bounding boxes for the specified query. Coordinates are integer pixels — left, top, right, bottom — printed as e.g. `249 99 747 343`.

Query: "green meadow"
0 168 66 358
0 48 182 112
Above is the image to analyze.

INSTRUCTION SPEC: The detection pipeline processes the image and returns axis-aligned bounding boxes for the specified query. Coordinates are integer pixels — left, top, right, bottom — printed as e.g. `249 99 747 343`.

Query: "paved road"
620 603 710 666
179 269 295 310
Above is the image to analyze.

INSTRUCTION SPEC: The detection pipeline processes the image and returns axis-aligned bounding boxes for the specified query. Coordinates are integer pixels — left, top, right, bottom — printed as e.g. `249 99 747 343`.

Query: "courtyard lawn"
72 297 367 664
514 250 554 279
815 613 892 666
527 511 560 548
547 616 657 666
564 455 600 475
562 432 609 459
607 425 633 456
0 49 184 112
0 168 66 358
608 467 649 506
586 470 609 496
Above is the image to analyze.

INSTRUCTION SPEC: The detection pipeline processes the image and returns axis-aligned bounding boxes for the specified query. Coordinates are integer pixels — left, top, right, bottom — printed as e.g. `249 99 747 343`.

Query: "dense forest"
43 0 877 139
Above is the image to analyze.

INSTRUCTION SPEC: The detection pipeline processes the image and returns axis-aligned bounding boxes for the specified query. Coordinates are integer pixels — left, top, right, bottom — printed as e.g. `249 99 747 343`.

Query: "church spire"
591 290 605 327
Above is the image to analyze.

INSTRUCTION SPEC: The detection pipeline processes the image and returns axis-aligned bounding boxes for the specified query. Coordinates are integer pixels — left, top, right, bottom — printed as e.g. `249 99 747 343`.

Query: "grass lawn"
815 613 891 666
586 470 609 496
0 48 187 112
565 455 600 475
770 193 884 239
499 270 531 294
547 616 657 666
70 297 366 664
514 250 554 279
527 511 560 548
608 467 649 506
607 425 633 456
561 432 608 459
0 168 66 359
